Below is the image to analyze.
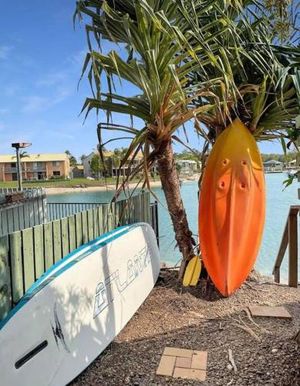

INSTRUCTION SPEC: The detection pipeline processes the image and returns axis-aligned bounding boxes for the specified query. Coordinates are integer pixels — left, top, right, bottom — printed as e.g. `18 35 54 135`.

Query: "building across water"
263 159 283 173
0 153 70 181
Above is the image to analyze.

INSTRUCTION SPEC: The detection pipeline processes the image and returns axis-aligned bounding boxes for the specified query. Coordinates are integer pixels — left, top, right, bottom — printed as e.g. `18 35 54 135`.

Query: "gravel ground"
71 271 300 386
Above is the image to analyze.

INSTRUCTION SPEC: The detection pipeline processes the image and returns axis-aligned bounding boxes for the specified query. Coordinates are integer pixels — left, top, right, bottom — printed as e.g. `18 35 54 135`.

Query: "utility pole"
11 142 32 191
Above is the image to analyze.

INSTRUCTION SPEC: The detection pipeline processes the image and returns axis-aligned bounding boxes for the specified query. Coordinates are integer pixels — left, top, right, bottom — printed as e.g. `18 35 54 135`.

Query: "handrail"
272 205 299 287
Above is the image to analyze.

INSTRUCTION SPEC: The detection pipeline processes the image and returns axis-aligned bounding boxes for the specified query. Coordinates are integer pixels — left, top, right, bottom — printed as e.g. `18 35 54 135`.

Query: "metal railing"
47 200 159 244
0 188 47 236
272 205 299 287
0 187 45 197
47 202 104 221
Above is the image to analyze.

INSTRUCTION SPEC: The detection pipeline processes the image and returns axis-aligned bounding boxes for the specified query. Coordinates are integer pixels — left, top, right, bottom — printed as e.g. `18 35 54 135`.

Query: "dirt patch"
71 271 300 386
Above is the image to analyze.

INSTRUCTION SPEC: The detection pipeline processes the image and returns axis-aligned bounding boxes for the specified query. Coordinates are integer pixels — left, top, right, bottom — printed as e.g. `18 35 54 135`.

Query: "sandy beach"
45 177 199 195
45 180 163 195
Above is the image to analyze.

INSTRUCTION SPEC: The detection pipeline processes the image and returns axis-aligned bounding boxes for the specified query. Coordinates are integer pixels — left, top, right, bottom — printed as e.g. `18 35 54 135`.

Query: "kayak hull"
199 119 265 296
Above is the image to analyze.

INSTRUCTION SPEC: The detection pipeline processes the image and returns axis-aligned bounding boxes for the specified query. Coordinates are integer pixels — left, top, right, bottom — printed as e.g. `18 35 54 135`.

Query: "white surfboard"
0 222 160 386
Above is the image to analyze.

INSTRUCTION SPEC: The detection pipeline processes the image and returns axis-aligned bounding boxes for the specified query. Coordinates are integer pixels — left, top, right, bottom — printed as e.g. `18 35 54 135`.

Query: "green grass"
0 178 121 188
0 176 158 189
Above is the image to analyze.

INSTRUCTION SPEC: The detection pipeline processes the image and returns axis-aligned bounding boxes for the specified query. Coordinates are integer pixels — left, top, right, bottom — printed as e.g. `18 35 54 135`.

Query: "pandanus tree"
74 0 248 278
177 2 300 293
75 0 300 282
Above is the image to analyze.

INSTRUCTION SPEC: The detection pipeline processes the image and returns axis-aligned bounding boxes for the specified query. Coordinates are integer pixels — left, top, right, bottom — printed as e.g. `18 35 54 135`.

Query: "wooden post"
9 231 24 303
0 236 11 320
274 267 280 284
288 209 298 287
272 222 288 283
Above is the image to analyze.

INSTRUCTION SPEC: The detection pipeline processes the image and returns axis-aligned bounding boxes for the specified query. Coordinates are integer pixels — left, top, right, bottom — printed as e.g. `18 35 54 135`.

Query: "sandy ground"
45 176 200 195
71 271 300 386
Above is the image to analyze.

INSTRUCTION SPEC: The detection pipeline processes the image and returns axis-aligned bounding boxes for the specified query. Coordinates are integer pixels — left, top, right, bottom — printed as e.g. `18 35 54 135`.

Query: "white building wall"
82 152 95 177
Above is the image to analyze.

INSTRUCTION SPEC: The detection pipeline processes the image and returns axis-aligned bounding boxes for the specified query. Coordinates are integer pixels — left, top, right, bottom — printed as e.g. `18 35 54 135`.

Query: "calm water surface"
48 173 299 281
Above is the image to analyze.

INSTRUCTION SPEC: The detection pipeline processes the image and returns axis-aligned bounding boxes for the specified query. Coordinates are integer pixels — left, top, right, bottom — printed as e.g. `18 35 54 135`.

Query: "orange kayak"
199 119 265 296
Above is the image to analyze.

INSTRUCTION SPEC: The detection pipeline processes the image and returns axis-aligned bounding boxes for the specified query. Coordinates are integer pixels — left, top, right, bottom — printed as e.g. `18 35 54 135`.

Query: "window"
52 161 60 167
53 171 60 176
10 163 16 168
32 162 44 170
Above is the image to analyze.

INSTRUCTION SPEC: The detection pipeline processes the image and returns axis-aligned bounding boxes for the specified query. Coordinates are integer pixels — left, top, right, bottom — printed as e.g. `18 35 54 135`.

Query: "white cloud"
21 96 48 113
21 87 72 114
68 49 87 67
0 45 13 60
54 87 72 103
4 85 20 97
36 71 68 87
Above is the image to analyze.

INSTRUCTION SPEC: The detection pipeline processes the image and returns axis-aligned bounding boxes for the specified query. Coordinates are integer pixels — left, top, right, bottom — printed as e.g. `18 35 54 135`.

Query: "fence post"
288 210 298 287
10 231 24 304
0 236 11 320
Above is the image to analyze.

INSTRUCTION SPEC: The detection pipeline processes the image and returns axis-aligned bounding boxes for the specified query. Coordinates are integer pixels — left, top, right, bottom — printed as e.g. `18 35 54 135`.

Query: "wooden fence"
0 188 47 236
0 192 151 321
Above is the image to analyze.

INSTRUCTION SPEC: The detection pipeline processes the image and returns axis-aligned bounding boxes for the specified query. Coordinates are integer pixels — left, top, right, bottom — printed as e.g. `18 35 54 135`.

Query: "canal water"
48 173 299 281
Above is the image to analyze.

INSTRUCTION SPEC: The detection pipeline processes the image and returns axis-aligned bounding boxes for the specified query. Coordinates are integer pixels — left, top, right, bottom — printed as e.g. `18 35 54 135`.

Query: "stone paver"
173 367 206 381
249 306 292 319
191 351 207 370
163 347 194 358
157 347 207 382
175 356 192 368
156 355 176 376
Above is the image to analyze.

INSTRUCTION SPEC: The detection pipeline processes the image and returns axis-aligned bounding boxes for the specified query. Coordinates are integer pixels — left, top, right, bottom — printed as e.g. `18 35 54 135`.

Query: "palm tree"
75 0 300 279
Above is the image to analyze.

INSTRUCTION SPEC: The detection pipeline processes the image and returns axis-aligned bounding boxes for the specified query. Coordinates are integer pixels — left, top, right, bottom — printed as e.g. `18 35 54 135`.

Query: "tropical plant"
75 0 300 278
13 150 29 160
90 153 103 178
260 0 298 43
65 150 77 167
74 0 244 277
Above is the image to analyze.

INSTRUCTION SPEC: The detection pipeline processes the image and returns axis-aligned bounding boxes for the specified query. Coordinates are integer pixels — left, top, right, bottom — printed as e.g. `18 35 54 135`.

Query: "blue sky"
0 1 288 161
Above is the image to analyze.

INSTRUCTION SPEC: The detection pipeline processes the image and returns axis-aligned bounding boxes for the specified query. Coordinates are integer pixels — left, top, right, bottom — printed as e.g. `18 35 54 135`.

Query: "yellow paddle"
182 256 201 287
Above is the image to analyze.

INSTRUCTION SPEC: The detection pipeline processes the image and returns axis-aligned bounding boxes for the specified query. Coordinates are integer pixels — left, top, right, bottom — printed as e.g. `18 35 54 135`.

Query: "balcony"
4 167 17 173
4 167 46 173
31 168 46 172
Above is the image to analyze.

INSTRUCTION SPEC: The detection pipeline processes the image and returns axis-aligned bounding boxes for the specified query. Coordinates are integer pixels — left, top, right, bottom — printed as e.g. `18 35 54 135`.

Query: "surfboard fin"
182 256 201 287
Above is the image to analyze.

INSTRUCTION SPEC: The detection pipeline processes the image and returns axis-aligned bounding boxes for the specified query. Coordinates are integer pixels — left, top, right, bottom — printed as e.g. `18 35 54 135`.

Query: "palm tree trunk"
156 140 195 279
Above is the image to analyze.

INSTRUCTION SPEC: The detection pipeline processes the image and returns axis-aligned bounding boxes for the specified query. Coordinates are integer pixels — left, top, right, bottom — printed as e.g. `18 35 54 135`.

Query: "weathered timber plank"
33 225 44 279
52 220 62 263
81 211 88 244
75 213 83 248
22 228 35 291
0 236 11 320
9 232 24 303
68 216 76 252
107 203 115 232
87 209 94 241
44 222 54 270
288 212 298 287
61 217 69 258
93 208 99 238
